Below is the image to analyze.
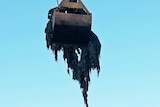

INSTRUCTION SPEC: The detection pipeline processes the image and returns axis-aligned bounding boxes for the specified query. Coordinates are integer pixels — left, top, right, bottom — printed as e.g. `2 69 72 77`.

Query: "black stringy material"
45 8 101 107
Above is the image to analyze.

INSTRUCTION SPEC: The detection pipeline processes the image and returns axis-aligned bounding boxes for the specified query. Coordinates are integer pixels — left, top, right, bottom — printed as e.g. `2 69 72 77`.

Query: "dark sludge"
45 8 101 107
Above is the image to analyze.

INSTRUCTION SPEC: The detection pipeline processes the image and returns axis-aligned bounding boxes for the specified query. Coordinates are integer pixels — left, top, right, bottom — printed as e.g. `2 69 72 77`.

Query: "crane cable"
57 0 59 6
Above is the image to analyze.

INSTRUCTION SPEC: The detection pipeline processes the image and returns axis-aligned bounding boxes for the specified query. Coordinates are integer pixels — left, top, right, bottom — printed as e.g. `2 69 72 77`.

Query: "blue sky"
0 0 160 107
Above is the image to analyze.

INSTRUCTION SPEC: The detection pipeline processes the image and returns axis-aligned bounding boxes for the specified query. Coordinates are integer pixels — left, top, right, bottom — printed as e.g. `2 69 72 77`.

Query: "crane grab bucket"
50 0 92 44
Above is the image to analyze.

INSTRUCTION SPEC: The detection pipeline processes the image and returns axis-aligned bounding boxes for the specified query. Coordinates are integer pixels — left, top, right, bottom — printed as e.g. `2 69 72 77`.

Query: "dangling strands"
45 8 101 107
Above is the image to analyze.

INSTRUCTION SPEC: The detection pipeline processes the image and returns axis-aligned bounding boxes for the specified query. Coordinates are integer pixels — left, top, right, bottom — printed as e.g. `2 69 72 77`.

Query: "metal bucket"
51 0 92 44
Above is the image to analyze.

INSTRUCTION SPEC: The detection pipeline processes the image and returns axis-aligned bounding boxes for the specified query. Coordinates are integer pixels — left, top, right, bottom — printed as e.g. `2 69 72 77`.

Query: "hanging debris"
45 0 101 107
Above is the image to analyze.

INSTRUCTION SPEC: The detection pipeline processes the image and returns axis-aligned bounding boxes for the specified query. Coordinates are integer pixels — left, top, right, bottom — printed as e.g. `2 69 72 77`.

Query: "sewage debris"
45 0 101 106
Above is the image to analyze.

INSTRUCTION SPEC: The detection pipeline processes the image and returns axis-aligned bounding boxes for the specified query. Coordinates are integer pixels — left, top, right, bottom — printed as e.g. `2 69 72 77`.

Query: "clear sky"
0 0 160 107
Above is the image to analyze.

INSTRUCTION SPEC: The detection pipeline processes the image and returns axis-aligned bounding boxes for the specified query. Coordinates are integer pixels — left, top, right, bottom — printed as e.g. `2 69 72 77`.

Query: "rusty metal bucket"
51 0 92 44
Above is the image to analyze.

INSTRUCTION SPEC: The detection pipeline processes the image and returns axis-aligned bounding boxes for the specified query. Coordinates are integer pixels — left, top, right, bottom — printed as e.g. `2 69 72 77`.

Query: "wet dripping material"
45 2 101 107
